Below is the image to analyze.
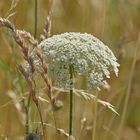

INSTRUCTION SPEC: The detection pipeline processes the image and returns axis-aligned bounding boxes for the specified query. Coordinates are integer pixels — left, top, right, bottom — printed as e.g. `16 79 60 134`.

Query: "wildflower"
29 32 119 89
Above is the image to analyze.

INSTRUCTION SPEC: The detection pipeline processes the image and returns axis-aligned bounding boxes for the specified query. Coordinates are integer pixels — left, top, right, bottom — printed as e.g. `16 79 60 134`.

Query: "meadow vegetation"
0 0 140 140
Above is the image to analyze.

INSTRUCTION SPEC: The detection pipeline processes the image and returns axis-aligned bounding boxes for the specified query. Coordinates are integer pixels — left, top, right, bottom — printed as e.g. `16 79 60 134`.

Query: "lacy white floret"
29 32 119 89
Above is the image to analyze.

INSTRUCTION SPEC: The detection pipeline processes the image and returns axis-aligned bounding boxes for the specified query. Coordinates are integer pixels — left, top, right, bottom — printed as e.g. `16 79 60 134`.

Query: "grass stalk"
101 0 107 37
36 103 46 140
34 0 38 38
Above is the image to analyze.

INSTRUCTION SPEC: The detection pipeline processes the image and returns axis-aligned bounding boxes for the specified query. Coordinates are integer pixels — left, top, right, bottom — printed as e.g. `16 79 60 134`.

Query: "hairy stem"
69 66 74 136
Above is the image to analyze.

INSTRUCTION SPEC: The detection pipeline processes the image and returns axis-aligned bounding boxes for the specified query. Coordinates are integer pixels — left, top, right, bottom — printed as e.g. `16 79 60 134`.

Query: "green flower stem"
69 66 74 136
34 0 38 38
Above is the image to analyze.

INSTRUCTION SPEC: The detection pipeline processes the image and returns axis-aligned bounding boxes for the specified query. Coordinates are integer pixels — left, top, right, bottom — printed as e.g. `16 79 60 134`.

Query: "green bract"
29 32 119 89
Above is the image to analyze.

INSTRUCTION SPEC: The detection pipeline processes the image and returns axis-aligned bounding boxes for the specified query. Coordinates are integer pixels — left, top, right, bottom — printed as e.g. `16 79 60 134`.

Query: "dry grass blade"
6 12 17 19
52 87 119 115
45 123 69 137
0 95 25 109
6 0 20 18
9 0 20 11
74 89 119 115
34 122 69 137
6 91 25 125
38 96 49 103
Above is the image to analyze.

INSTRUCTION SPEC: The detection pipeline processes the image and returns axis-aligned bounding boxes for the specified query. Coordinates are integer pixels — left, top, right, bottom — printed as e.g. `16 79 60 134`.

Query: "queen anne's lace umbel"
30 32 119 89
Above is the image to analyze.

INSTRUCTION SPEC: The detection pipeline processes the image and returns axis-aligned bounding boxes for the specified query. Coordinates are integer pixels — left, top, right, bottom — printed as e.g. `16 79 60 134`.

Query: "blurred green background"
0 0 140 140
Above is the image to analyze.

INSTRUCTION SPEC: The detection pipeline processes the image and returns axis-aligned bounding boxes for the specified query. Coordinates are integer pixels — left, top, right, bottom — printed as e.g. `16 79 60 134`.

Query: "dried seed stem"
0 17 46 140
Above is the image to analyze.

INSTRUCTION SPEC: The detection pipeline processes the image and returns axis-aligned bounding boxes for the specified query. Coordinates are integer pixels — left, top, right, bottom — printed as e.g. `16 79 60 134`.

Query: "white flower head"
30 32 119 89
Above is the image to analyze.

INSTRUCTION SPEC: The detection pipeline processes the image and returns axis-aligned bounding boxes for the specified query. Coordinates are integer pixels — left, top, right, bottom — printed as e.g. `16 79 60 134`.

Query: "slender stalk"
92 91 98 140
25 98 30 136
25 77 33 136
30 88 46 140
34 0 38 38
101 0 107 37
36 104 46 140
69 66 74 136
